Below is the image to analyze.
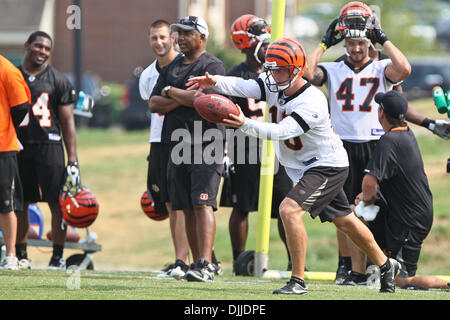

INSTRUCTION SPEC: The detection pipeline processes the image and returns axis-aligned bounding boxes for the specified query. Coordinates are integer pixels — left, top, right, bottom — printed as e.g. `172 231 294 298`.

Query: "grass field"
0 269 448 300
7 98 449 301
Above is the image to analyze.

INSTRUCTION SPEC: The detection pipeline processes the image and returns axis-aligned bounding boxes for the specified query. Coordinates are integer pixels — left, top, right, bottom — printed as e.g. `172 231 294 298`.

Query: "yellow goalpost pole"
254 0 286 278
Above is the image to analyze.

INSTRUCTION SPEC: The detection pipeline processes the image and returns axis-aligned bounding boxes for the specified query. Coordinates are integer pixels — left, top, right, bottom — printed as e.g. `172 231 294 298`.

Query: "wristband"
319 42 327 51
421 118 435 130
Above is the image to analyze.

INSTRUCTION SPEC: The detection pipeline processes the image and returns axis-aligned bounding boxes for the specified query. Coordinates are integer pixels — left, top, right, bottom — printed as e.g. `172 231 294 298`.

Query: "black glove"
65 161 81 188
320 19 343 50
422 118 450 140
367 15 388 45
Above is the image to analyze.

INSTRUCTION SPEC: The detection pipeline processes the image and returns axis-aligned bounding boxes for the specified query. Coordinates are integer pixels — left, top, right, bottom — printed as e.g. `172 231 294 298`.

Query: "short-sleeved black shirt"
226 62 266 118
364 125 433 234
17 65 76 144
151 52 226 145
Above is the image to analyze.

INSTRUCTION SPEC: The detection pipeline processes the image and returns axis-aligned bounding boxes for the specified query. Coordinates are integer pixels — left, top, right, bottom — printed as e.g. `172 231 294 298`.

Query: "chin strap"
253 33 271 64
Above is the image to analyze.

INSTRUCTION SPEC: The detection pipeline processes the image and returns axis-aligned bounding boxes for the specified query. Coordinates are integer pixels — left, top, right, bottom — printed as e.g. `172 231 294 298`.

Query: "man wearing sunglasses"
149 16 226 282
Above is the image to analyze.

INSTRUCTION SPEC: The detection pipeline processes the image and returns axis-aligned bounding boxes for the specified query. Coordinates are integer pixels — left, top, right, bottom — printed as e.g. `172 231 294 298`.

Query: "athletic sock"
52 244 64 259
211 248 218 264
379 258 391 273
16 243 28 260
291 276 306 287
340 256 352 270
232 250 243 262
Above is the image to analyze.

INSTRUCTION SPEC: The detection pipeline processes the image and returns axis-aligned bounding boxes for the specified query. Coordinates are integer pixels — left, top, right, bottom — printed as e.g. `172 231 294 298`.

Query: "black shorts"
159 143 171 204
147 143 168 214
286 166 352 223
342 140 378 205
369 200 430 278
220 161 292 218
0 152 23 213
17 143 65 203
167 160 223 211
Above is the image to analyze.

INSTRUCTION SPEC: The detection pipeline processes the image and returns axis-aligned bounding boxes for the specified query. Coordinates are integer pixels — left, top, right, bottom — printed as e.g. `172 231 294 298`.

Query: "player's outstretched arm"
220 105 245 128
186 72 217 95
402 93 450 140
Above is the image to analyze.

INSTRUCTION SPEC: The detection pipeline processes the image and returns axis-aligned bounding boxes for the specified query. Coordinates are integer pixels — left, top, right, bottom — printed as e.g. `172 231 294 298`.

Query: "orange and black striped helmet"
337 1 373 39
231 14 271 50
140 190 168 221
60 187 99 228
264 38 307 92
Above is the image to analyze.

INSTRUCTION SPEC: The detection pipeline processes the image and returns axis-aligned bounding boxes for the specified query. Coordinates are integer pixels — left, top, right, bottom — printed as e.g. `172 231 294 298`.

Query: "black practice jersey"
17 65 76 144
227 62 266 120
151 52 226 145
365 125 433 234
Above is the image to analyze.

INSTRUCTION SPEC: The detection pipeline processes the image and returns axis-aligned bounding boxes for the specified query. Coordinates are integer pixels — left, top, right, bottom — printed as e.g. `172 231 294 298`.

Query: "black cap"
375 90 408 120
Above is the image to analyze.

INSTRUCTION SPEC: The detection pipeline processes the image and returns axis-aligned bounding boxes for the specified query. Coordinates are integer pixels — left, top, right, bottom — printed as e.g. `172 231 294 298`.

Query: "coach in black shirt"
357 90 449 290
149 16 225 282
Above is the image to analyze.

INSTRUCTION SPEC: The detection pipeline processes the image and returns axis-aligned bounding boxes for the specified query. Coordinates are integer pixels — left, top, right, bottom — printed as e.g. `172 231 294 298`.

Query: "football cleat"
185 259 215 282
340 271 368 286
380 258 401 293
47 257 66 271
273 278 308 295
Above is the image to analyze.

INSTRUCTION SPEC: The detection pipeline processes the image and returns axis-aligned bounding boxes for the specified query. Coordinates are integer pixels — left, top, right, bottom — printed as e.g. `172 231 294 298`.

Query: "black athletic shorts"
286 166 352 223
17 143 65 203
0 151 23 213
147 143 168 214
159 143 171 204
167 160 223 211
369 200 430 278
342 140 378 205
220 161 292 218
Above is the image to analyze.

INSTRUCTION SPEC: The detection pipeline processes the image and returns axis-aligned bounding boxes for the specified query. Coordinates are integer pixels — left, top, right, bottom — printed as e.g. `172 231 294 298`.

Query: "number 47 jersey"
319 59 394 141
17 65 76 144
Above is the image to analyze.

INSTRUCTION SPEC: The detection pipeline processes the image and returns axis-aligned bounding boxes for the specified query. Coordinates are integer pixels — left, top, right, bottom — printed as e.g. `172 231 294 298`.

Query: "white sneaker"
0 255 19 270
18 259 32 270
47 258 66 270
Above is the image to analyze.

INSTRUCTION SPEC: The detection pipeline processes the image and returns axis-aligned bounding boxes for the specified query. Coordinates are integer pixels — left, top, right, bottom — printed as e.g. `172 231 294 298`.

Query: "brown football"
47 226 81 243
194 94 240 123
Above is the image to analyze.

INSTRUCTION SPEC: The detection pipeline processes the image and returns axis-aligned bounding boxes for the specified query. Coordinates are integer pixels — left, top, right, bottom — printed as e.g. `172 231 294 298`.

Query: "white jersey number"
32 92 52 127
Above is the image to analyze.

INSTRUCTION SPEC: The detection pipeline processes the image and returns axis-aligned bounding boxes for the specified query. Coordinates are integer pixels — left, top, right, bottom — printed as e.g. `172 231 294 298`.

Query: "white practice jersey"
319 59 394 141
139 60 165 143
214 74 349 182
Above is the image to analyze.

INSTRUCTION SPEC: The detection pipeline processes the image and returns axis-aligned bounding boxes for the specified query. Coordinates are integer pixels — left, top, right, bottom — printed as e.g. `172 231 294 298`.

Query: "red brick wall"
53 0 178 84
51 0 269 84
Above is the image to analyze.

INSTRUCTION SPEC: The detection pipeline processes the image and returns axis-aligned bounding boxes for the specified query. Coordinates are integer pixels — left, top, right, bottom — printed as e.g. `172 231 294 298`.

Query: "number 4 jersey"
318 59 393 141
17 65 76 144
